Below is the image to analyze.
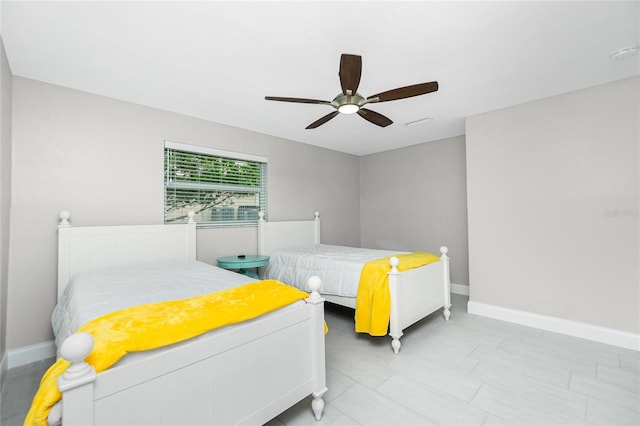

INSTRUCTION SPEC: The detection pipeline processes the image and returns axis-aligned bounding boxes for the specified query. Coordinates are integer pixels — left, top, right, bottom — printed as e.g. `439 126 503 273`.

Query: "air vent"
610 46 639 60
405 116 434 126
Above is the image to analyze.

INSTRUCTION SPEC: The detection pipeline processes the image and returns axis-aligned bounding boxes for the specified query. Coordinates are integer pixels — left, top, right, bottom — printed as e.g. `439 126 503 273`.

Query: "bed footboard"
257 211 452 355
49 278 327 426
388 246 451 354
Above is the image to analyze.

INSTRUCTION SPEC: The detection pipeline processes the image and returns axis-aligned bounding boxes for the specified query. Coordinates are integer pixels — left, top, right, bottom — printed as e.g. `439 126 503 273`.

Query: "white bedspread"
263 244 407 298
52 261 260 349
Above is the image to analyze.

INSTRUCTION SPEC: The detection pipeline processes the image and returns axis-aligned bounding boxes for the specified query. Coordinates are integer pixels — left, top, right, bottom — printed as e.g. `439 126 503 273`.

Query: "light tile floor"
2 294 639 425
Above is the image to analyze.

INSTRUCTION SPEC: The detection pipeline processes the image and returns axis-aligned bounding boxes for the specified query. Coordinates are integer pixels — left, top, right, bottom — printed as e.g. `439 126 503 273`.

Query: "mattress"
52 261 302 354
263 244 407 297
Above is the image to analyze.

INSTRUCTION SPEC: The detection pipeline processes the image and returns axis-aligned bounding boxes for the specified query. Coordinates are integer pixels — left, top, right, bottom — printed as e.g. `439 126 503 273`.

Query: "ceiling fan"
265 53 438 129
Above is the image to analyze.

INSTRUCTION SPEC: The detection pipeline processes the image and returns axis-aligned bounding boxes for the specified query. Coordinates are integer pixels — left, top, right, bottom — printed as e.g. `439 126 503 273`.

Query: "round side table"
217 255 270 279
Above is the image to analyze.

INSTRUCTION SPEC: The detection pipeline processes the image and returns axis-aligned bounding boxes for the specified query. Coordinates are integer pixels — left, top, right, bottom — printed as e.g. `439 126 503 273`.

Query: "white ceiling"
1 1 639 156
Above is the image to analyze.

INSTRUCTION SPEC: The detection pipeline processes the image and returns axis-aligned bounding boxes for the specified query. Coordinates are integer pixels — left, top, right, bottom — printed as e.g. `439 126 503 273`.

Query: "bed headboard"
257 211 320 256
56 210 197 299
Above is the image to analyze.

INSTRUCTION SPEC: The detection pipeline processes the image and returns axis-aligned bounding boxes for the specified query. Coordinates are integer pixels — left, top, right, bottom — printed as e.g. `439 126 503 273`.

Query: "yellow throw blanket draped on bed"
355 252 441 336
24 280 312 426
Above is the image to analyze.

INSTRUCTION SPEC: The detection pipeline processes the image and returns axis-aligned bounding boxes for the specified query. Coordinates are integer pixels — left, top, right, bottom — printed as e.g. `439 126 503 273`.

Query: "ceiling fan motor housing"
332 93 374 114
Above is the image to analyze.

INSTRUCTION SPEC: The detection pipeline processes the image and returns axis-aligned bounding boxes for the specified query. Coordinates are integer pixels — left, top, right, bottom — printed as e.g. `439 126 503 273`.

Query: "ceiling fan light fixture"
338 103 360 114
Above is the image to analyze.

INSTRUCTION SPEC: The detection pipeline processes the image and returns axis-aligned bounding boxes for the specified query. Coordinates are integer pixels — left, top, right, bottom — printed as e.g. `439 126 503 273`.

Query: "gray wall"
0 37 12 360
466 76 639 333
359 135 469 286
6 77 361 349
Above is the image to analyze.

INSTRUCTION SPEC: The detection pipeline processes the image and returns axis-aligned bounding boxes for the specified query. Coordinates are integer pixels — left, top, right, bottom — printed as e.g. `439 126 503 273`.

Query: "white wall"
466 76 639 335
359 135 469 286
7 77 361 349
0 36 12 361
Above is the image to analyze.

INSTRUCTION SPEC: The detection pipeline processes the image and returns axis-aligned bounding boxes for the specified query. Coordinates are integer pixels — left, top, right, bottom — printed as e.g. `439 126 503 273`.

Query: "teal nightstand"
217 255 270 279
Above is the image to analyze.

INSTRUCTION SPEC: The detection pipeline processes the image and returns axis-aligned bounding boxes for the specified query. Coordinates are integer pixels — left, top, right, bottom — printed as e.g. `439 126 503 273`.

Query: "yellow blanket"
355 252 441 336
25 280 312 426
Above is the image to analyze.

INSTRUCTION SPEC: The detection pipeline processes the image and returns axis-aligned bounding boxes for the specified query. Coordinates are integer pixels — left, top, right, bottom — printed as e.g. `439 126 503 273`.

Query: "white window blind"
164 142 267 225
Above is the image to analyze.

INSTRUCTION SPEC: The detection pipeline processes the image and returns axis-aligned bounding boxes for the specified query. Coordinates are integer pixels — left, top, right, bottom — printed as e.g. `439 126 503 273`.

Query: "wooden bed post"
186 210 196 260
440 246 452 320
52 333 97 426
257 211 266 255
387 257 402 354
57 211 72 300
306 275 328 420
313 211 320 244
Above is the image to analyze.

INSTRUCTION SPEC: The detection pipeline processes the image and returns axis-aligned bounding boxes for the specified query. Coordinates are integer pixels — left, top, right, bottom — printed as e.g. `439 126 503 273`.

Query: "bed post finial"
59 333 95 382
388 256 400 275
55 333 97 425
314 211 320 221
440 246 449 259
187 210 195 224
258 211 265 222
306 275 323 303
58 332 97 395
58 210 71 227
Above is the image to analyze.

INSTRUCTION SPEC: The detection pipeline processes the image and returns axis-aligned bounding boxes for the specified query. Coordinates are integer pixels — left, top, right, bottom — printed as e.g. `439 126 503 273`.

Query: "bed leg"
311 389 326 420
391 336 402 354
443 305 451 321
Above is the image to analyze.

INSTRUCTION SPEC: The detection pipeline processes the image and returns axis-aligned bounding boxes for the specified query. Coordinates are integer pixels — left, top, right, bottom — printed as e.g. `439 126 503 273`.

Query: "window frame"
164 140 268 227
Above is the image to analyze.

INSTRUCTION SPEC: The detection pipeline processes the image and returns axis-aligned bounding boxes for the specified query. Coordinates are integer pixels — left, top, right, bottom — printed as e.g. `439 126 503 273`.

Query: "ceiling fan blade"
265 96 331 105
368 81 438 102
339 54 362 95
357 108 393 127
306 111 340 129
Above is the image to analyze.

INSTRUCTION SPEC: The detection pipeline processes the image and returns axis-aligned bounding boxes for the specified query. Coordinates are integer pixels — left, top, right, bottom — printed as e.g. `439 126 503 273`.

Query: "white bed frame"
257 211 451 354
50 210 327 426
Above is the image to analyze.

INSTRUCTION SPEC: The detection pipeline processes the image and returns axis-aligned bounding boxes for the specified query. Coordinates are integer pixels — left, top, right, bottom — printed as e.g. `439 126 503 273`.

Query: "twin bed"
40 210 451 425
258 211 451 354
36 212 327 426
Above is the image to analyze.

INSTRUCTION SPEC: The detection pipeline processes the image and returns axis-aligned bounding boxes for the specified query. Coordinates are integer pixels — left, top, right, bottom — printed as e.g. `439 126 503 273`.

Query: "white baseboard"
450 283 469 296
5 340 56 369
467 300 640 352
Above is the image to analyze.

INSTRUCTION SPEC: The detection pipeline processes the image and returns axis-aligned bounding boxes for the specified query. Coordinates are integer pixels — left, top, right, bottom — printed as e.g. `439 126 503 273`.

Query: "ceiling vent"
610 45 639 60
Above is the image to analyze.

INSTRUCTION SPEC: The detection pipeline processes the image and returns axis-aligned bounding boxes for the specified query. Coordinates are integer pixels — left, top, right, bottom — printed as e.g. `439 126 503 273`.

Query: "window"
164 141 267 225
